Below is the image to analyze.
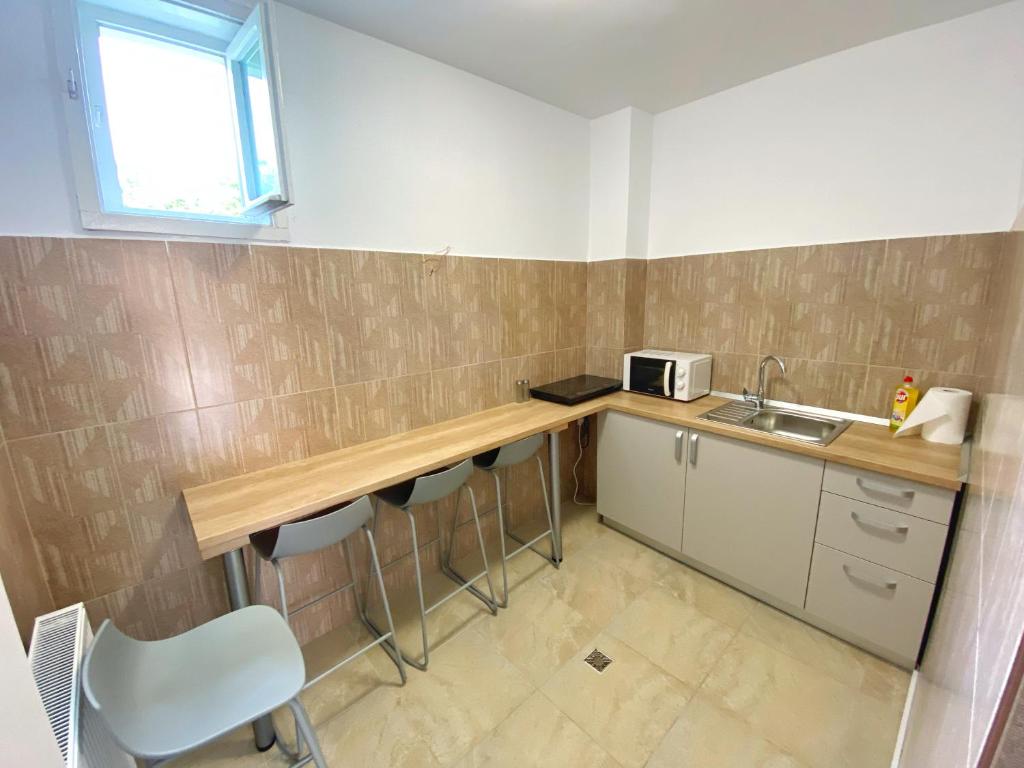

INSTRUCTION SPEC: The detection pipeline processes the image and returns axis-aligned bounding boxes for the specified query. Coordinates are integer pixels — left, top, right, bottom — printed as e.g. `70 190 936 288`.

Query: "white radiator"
28 604 134 768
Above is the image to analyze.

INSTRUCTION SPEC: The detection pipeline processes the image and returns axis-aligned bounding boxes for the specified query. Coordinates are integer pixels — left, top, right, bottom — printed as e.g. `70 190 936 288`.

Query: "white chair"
82 605 327 768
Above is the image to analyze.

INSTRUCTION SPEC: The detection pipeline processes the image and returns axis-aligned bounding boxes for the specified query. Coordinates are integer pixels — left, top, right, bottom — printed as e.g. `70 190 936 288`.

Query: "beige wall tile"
198 398 280 480
0 443 53 643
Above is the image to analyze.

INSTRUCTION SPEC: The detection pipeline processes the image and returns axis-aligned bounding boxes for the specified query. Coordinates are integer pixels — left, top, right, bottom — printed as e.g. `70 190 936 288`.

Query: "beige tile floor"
180 503 909 768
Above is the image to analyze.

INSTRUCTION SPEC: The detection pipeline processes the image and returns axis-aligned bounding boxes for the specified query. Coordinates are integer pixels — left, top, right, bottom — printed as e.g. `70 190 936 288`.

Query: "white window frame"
52 0 293 241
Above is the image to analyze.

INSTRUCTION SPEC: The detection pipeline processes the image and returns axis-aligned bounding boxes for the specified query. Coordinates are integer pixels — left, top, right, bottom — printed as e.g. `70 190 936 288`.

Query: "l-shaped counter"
184 390 966 668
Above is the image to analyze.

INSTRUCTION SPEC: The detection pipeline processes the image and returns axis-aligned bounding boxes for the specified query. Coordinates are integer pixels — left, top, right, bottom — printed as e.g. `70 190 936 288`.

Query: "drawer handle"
855 477 915 500
850 510 909 535
843 563 898 591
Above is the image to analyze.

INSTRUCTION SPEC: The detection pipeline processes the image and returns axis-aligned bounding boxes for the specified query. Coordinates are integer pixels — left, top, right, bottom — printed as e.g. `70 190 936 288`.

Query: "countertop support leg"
547 431 563 563
223 549 277 752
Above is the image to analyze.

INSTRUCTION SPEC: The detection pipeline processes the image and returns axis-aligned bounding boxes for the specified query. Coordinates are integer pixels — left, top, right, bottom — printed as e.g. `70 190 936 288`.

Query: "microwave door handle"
663 362 672 397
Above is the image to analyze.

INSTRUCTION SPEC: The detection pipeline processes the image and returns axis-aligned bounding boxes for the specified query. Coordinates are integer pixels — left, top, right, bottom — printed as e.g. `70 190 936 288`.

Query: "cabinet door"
682 431 824 609
597 411 686 552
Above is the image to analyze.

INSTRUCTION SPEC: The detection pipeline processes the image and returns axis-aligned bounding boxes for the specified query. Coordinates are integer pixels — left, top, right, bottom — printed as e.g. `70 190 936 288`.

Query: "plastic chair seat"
84 606 305 760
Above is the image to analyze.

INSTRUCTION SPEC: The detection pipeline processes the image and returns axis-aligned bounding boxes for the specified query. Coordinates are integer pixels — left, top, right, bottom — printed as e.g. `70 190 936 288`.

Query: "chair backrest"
251 495 374 561
406 458 474 506
82 619 137 717
475 433 544 469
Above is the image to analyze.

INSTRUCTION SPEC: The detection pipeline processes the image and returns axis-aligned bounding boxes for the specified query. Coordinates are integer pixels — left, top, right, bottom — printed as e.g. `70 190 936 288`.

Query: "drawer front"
822 462 955 524
805 544 934 663
816 493 947 583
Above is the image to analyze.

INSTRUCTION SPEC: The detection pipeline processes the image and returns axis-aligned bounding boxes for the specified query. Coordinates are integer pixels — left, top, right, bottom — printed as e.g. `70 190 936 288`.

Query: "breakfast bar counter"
184 391 965 561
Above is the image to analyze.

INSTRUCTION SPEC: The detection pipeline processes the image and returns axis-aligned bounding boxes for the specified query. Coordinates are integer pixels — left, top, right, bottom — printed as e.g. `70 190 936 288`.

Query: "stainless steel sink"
698 401 853 446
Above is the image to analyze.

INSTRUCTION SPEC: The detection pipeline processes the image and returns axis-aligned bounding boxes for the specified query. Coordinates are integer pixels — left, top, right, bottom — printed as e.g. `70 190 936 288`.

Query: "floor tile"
740 601 910 707
540 633 693 768
699 633 902 768
606 585 737 687
476 574 602 686
575 526 675 584
368 569 493 666
295 682 441 768
646 695 809 768
285 622 404 727
653 559 757 629
405 623 535 764
453 691 620 768
559 502 612 551
536 546 648 627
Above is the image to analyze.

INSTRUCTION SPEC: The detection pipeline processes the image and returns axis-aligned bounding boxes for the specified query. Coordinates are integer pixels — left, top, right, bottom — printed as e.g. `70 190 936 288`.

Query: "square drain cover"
584 648 613 673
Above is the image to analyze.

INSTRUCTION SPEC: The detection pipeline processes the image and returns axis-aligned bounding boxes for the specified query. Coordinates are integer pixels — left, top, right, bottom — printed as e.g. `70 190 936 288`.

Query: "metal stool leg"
466 485 499 615
492 471 510 608
366 526 407 684
286 699 327 768
441 485 500 614
404 507 431 670
503 456 560 569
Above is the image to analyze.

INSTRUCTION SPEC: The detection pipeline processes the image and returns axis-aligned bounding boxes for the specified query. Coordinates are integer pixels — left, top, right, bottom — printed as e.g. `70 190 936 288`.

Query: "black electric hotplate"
530 374 621 406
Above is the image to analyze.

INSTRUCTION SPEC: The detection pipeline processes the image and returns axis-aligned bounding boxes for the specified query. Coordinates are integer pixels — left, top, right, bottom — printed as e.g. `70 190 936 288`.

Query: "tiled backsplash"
0 230 1013 644
0 236 586 642
639 233 1004 417
899 231 1024 765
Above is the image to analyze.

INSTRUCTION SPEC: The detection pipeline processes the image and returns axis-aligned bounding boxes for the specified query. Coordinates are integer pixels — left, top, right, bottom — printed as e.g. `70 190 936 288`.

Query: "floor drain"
584 649 613 673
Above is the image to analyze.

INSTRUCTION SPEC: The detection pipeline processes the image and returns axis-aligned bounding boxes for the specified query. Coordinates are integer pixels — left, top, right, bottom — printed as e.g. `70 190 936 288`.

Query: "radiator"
28 604 134 768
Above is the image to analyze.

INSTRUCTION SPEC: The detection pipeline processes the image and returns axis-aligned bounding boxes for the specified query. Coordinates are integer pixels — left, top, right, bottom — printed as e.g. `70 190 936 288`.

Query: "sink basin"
698 402 853 446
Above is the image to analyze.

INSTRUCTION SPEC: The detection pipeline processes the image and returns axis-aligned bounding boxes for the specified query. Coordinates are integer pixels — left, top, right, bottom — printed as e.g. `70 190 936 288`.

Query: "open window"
57 0 292 238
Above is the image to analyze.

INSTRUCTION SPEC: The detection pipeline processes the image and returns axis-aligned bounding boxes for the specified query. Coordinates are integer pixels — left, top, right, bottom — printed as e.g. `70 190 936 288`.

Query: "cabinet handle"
688 433 699 466
850 510 909 535
675 431 684 462
842 563 898 591
855 477 915 500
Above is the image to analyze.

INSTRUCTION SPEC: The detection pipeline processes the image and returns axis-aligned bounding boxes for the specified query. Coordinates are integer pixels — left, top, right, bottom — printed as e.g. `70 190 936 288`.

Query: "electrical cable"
572 417 595 506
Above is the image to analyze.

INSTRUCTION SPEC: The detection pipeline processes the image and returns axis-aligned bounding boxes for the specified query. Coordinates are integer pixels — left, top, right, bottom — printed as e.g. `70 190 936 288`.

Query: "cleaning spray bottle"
889 375 920 432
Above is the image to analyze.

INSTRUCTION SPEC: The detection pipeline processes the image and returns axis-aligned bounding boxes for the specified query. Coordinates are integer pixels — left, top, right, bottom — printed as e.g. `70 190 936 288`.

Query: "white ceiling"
282 0 1009 117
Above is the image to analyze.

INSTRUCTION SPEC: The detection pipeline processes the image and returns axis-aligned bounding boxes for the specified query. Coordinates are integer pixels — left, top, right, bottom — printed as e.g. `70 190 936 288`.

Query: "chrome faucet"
743 355 786 409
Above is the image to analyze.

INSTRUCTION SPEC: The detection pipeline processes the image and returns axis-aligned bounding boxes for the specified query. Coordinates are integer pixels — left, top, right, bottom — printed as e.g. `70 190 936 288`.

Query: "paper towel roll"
894 387 972 444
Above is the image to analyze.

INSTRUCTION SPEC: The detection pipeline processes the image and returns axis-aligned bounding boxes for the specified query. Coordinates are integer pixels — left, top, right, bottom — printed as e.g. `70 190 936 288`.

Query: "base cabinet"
596 411 687 552
681 431 825 610
594 410 957 669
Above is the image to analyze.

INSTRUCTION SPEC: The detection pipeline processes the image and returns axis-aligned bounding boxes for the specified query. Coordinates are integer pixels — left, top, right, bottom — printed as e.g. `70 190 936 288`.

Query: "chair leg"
272 559 290 622
466 485 499 616
287 698 328 768
404 506 431 670
252 555 263 607
493 471 510 608
441 484 499 613
366 526 408 684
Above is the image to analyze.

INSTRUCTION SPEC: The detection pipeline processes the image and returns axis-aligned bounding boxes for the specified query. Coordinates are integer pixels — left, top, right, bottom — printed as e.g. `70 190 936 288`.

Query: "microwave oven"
623 350 712 402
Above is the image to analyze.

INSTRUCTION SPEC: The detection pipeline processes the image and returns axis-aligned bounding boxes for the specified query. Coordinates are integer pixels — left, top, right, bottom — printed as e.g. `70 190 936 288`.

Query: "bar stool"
468 433 557 608
370 458 498 670
82 606 327 768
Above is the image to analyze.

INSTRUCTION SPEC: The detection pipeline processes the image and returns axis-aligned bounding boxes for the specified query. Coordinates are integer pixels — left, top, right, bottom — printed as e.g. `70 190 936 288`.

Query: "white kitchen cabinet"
596 411 687 552
681 431 825 609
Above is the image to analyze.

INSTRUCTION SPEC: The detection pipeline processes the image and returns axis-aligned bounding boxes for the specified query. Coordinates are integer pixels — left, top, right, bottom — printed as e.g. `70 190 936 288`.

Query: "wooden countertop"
183 391 966 560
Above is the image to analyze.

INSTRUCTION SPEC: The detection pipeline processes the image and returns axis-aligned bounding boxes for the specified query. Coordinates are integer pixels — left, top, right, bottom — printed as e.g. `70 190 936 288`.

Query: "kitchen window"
56 0 292 238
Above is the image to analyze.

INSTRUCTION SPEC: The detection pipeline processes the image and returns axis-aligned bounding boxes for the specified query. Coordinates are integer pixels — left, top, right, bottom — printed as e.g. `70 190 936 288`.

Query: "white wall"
587 109 631 261
647 1 1024 257
0 577 63 768
0 1 591 261
588 107 653 261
